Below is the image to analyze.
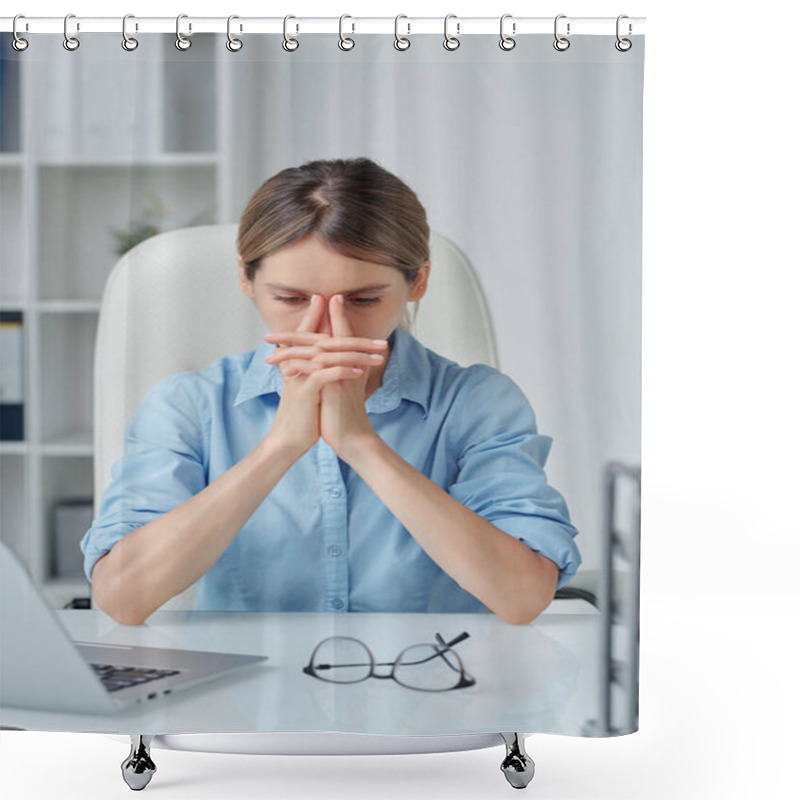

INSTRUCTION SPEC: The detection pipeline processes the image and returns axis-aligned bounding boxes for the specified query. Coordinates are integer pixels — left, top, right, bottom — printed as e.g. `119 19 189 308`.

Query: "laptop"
0 541 268 714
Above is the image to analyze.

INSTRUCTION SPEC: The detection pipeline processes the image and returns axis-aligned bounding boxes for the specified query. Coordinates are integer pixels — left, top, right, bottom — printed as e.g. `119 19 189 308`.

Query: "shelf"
35 154 219 168
45 577 90 591
40 430 93 457
42 579 92 609
0 154 24 167
0 441 28 455
37 301 101 314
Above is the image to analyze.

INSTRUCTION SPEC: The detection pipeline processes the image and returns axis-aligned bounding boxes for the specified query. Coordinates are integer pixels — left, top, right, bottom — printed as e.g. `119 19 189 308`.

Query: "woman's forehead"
263 278 395 295
258 243 401 291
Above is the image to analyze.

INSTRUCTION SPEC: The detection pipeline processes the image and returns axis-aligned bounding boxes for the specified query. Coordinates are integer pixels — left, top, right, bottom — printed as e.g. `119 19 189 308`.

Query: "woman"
82 157 581 627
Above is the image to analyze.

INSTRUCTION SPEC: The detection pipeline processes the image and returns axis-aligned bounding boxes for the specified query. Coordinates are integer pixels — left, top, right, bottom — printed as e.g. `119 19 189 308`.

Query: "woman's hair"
237 157 430 332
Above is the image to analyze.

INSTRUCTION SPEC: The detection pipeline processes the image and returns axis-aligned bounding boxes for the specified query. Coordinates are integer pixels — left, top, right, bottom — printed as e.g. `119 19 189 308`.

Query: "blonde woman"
82 157 581 626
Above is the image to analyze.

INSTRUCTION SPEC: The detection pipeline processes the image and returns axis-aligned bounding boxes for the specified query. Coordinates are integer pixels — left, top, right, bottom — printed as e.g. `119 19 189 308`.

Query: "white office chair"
92 223 535 789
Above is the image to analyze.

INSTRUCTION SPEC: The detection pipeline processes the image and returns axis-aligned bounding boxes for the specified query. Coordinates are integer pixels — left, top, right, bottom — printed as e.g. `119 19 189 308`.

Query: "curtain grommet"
63 13 80 51
175 14 192 51
553 14 570 51
443 14 460 51
394 15 411 51
12 14 29 51
338 15 355 51
283 15 299 52
121 14 139 51
499 14 516 51
615 15 633 51
226 15 243 52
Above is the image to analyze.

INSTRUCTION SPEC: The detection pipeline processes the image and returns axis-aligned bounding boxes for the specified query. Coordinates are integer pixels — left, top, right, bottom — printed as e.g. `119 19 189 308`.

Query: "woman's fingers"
265 331 388 352
307 365 366 386
266 345 318 362
267 348 385 366
281 360 365 382
277 351 384 371
266 341 387 366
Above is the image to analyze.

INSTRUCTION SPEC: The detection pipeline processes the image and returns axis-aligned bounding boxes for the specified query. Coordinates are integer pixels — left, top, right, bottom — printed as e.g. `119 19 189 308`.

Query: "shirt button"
331 599 344 610
329 487 343 498
328 545 342 557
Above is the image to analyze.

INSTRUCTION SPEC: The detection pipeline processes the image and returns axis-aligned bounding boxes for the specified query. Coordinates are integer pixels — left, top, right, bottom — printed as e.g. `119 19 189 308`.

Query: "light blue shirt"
81 325 581 614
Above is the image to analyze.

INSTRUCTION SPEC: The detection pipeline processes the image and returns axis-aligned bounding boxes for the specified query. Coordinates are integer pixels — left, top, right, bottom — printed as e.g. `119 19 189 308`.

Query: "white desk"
0 600 601 736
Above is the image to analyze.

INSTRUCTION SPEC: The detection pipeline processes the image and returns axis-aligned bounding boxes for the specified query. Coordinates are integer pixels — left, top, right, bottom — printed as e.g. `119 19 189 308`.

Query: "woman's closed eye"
273 295 381 305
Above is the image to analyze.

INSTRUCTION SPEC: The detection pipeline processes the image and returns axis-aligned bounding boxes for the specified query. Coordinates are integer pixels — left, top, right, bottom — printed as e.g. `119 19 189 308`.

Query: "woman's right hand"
264 294 373 456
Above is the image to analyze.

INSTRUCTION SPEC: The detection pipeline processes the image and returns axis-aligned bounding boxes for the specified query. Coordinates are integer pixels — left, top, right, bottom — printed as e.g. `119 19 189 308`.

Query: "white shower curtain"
0 13 644 752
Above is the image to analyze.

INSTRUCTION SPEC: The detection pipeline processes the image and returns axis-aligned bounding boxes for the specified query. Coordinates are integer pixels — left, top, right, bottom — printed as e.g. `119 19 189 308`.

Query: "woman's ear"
411 260 431 300
238 254 255 299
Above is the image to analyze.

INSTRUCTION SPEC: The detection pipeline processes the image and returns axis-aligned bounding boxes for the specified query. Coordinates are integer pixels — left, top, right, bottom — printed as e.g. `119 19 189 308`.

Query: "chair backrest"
93 224 499 610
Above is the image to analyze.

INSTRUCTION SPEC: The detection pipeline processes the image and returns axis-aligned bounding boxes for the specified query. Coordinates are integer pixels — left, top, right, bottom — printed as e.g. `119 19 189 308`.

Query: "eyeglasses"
302 631 476 692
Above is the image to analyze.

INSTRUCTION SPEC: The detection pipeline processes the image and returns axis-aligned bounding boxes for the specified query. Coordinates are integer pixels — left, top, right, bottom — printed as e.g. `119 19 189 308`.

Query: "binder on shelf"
0 311 24 441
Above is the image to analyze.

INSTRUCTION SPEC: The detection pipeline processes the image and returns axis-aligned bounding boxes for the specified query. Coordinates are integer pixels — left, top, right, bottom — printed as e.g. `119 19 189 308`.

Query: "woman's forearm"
340 435 559 625
91 432 304 626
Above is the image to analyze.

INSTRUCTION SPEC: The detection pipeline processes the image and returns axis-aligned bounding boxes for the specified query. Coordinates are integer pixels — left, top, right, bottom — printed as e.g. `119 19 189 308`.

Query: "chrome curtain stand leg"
121 735 157 791
500 732 535 789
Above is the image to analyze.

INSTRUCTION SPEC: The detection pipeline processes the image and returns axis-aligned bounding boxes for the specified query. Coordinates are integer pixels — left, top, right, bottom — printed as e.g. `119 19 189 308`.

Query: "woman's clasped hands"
263 294 388 460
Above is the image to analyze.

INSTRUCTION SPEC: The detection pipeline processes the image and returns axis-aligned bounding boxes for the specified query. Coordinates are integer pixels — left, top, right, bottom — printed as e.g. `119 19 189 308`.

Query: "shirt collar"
233 325 431 418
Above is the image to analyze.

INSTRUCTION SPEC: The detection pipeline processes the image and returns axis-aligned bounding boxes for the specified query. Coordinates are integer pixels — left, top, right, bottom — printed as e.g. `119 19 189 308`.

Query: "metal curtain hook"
339 14 355 51
12 14 29 51
283 15 299 51
443 14 460 51
553 14 571 51
227 15 243 51
63 13 80 51
122 14 139 51
175 13 191 51
499 14 516 51
394 14 410 51
615 14 633 51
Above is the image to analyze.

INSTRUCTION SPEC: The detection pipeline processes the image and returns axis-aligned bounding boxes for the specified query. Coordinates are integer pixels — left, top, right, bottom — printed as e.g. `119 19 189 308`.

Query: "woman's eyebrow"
264 282 392 294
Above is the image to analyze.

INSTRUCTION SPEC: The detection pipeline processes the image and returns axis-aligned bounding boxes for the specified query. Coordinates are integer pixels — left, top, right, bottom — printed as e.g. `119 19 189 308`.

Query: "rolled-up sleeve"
80 373 208 583
446 367 581 589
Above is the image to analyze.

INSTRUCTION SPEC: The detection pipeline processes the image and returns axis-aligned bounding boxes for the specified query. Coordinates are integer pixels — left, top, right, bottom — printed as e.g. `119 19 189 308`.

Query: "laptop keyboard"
90 663 181 693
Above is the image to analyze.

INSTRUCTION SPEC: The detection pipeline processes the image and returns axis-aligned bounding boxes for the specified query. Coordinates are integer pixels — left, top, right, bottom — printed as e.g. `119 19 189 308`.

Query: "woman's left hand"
318 295 382 459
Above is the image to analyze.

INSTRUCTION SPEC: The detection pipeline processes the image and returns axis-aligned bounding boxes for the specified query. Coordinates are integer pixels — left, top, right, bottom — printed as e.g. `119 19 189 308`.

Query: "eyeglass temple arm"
437 631 470 649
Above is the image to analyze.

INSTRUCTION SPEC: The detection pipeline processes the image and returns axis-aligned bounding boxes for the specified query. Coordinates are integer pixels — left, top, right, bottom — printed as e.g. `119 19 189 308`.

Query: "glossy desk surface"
0 600 601 736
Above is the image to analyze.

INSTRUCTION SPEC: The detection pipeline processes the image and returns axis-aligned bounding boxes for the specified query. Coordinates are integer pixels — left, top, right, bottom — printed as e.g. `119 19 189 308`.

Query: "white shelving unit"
0 33 234 608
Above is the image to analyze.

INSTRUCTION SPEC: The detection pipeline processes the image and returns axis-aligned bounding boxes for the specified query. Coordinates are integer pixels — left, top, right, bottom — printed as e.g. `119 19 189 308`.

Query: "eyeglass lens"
393 643 466 691
309 637 373 683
